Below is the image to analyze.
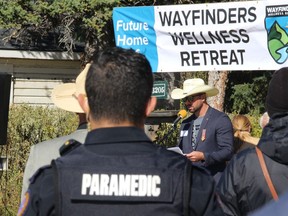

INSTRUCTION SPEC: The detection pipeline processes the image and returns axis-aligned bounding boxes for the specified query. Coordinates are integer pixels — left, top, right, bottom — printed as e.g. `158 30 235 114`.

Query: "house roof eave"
0 49 82 60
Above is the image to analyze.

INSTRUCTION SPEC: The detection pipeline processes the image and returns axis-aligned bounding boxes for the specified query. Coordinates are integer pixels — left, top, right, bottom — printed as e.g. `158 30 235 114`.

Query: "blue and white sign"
113 0 288 72
113 6 158 72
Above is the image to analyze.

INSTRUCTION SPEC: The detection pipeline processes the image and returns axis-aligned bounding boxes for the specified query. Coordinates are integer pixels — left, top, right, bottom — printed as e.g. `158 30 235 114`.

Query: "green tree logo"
265 6 288 64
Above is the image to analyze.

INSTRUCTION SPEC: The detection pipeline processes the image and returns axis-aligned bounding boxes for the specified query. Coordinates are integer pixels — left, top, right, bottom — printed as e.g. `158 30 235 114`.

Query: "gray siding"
0 57 82 106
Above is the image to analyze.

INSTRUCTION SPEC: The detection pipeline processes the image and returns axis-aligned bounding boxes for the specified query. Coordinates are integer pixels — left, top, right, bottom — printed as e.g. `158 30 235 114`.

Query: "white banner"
113 1 288 72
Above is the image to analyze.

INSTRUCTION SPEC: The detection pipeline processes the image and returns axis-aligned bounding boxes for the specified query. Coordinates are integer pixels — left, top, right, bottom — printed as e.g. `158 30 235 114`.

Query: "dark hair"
85 47 153 126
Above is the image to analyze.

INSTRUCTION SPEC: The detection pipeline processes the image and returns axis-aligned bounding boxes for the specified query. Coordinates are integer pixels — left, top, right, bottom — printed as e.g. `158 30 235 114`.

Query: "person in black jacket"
217 66 288 216
17 47 223 216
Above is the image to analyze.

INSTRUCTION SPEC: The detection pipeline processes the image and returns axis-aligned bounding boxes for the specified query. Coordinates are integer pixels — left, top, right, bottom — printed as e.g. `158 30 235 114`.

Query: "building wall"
0 57 81 106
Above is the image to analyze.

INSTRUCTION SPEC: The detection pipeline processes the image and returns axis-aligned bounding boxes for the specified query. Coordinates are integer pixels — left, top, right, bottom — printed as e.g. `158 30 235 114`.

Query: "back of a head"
232 115 251 140
85 47 153 126
265 67 288 118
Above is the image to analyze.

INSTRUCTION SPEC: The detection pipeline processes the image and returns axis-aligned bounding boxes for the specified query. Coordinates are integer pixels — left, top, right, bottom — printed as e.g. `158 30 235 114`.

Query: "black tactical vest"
52 144 192 216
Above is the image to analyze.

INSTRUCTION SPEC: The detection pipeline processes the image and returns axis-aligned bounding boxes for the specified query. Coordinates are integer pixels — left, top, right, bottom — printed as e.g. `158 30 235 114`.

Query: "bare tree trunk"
207 70 229 112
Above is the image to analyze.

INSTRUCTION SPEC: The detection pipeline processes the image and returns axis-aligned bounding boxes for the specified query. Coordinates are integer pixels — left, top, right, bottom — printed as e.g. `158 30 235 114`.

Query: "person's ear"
145 96 157 116
77 94 90 115
201 93 207 102
202 93 206 100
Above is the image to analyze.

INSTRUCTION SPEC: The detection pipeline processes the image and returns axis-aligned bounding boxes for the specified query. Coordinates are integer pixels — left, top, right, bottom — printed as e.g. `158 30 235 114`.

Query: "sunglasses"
182 94 203 103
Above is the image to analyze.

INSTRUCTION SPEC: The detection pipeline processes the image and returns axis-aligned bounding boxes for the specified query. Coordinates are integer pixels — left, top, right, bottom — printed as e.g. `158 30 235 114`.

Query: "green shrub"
155 122 180 147
244 114 263 138
0 104 78 215
225 71 271 114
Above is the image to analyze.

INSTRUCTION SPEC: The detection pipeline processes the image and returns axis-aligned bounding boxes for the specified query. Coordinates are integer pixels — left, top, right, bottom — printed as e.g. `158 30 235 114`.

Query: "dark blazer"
178 106 234 178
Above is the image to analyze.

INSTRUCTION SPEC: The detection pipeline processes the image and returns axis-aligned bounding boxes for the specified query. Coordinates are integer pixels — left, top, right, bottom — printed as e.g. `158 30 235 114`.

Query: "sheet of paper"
167 147 184 155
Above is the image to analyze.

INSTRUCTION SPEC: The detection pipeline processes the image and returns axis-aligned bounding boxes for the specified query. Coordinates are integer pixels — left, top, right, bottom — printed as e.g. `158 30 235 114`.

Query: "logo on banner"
265 4 288 64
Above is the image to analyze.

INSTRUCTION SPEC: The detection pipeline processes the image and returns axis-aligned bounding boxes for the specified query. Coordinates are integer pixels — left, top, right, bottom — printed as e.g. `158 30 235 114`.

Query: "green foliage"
248 113 263 138
0 1 41 27
0 104 78 215
155 123 180 147
225 71 272 114
0 0 121 61
230 83 256 114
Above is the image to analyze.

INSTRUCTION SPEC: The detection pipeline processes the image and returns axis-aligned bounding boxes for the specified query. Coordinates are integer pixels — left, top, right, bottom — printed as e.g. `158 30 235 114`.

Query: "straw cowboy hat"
51 63 91 113
75 63 91 97
171 78 219 100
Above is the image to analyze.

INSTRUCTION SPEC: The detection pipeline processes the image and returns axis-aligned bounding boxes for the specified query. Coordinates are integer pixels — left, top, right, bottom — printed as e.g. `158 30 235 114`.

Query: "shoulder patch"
59 139 82 156
17 191 30 216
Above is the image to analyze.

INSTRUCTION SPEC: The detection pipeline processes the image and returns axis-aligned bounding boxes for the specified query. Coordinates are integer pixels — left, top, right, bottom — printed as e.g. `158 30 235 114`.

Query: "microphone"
172 110 187 128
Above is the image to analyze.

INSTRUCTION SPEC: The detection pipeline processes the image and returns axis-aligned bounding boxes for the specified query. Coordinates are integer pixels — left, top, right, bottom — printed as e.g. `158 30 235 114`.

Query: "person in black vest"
17 47 223 216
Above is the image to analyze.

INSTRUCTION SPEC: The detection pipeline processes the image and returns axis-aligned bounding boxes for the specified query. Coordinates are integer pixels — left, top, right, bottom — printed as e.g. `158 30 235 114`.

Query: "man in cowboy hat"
171 78 234 183
20 64 90 200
